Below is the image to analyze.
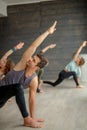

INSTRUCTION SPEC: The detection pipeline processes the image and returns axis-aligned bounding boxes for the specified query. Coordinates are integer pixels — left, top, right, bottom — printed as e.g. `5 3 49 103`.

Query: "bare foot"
76 85 84 88
24 117 43 128
35 118 44 122
8 98 12 102
40 89 44 93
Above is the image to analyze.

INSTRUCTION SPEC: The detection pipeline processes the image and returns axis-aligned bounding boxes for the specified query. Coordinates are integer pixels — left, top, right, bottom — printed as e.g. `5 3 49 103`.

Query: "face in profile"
26 56 41 69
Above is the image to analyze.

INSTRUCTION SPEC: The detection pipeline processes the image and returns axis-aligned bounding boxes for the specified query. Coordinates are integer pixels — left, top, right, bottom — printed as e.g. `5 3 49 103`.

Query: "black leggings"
43 70 79 87
0 84 29 118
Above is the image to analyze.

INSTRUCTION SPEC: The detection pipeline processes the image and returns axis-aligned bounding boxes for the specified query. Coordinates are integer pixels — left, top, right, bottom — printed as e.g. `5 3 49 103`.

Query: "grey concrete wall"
0 0 87 79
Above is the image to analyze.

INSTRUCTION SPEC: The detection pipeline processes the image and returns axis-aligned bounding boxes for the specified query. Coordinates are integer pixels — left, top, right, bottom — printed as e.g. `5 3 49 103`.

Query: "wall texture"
0 0 87 79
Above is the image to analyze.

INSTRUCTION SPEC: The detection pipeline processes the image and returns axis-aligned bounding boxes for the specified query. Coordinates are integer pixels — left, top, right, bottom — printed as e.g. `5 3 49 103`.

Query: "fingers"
48 20 57 34
51 44 56 48
53 20 57 28
16 42 24 49
52 20 57 32
19 42 24 46
82 41 87 47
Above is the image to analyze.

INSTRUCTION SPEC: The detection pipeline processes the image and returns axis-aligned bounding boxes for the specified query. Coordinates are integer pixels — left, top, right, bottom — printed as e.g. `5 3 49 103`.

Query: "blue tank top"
0 70 37 89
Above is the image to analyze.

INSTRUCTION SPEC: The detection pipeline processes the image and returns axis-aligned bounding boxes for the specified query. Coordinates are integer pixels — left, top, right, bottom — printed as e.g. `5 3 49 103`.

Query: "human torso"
0 69 37 89
65 60 81 77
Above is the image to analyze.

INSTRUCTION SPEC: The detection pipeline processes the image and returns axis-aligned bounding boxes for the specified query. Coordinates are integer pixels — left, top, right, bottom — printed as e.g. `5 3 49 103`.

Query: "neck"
25 67 36 77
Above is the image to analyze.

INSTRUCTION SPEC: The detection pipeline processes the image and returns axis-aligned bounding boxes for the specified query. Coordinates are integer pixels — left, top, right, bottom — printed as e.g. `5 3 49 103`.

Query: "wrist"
47 29 51 35
11 46 17 52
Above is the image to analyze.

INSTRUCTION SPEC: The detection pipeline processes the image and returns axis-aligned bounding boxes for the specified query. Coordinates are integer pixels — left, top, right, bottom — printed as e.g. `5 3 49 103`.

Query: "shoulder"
30 75 38 87
66 60 74 66
69 60 76 65
29 76 38 91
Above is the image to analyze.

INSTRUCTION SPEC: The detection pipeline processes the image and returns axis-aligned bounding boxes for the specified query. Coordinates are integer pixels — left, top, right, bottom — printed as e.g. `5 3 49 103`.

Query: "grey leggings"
44 70 79 87
0 84 29 118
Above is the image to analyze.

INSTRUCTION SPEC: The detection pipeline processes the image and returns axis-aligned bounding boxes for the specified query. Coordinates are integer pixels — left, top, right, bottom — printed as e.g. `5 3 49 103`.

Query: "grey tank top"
0 69 37 89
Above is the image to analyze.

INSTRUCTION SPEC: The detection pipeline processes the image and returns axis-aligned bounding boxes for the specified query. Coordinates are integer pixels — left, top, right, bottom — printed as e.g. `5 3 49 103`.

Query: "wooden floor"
0 79 87 130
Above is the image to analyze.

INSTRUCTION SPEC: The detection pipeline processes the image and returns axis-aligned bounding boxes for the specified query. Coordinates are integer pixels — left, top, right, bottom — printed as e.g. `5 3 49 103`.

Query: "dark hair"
4 59 15 75
37 54 48 69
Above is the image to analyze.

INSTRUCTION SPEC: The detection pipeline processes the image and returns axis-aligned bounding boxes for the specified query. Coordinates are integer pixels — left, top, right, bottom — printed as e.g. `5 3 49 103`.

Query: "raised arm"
15 21 57 69
0 42 24 62
73 41 87 61
41 43 56 53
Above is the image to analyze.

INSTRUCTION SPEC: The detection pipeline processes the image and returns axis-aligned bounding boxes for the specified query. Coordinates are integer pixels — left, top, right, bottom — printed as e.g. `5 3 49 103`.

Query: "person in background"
44 41 87 88
36 43 56 93
0 42 24 80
